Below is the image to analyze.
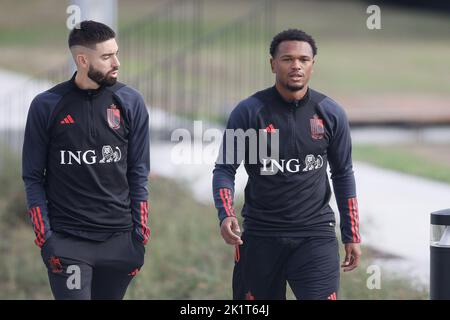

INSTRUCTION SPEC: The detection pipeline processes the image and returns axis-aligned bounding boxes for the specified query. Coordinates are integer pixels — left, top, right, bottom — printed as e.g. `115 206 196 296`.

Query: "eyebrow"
279 54 312 59
101 50 119 57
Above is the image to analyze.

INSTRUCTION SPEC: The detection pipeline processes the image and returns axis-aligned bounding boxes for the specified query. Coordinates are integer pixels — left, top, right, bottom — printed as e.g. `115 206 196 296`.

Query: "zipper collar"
272 85 310 109
70 72 105 97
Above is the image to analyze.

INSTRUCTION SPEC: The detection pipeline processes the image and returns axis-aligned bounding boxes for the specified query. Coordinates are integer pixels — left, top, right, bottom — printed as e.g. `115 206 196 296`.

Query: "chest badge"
310 115 324 140
107 104 121 130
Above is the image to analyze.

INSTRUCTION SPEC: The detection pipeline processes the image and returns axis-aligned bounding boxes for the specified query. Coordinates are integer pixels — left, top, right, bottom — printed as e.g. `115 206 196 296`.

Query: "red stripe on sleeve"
225 189 236 217
140 201 150 245
144 201 150 241
36 207 45 239
140 202 145 243
348 198 357 243
31 208 44 247
235 245 240 262
219 188 231 217
352 198 361 242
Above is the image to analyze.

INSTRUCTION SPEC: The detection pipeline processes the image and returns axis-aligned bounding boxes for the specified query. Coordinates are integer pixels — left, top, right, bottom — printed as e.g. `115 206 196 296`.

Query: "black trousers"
40 231 145 300
233 233 340 300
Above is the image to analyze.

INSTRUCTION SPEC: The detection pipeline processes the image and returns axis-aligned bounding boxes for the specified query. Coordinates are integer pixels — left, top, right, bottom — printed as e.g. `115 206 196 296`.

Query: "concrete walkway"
0 69 51 130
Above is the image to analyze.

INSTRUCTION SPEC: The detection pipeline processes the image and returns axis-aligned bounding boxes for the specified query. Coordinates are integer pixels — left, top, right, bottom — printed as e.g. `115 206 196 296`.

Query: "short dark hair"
68 20 116 49
270 29 317 57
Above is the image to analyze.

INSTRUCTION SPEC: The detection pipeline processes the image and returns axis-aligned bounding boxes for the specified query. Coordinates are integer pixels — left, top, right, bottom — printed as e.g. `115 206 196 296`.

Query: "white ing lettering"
83 150 97 165
60 146 120 165
67 150 81 165
287 159 301 172
261 155 323 174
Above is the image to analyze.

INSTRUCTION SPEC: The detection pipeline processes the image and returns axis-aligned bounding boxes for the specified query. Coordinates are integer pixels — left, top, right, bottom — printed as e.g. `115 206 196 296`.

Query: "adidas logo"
264 123 276 133
60 115 75 124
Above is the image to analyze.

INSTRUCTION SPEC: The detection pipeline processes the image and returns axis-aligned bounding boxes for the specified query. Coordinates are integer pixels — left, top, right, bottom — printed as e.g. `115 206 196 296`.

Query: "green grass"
353 144 450 184
1 0 449 96
124 176 233 299
339 246 428 300
313 40 450 95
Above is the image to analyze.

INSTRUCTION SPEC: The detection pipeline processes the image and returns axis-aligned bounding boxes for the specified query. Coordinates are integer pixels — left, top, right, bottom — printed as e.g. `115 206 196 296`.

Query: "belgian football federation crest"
310 114 324 140
107 104 121 129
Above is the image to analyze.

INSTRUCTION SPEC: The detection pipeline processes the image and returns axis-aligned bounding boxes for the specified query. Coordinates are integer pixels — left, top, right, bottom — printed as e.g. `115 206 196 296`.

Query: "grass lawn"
1 0 449 96
353 143 450 184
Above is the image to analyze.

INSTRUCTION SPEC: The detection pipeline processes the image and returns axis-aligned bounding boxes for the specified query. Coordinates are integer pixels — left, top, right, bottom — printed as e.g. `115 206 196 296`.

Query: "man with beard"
22 20 150 299
213 29 361 300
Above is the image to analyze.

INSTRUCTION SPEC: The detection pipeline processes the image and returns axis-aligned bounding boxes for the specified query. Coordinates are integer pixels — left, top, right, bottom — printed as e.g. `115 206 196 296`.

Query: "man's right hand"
220 216 243 245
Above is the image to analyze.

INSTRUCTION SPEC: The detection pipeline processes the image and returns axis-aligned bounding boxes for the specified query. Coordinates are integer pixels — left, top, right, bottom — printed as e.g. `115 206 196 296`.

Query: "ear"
270 57 275 74
76 54 89 69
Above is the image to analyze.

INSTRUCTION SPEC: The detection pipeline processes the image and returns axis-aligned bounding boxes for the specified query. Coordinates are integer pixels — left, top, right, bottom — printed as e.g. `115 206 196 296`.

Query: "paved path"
0 69 51 130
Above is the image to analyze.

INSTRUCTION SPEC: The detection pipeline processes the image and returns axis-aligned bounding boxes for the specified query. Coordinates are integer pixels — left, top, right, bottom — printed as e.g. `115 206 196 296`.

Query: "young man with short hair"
22 20 150 300
213 29 361 300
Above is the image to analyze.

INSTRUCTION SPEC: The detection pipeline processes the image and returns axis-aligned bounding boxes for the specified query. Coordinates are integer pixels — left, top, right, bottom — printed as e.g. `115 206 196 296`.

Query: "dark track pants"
233 233 340 300
40 231 145 300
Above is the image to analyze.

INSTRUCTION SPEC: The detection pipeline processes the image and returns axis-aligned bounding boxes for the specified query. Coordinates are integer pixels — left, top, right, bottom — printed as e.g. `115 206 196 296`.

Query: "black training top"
22 73 150 247
212 86 360 243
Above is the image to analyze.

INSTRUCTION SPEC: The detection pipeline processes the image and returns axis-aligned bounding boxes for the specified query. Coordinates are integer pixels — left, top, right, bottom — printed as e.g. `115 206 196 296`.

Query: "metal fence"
119 0 275 138
0 0 275 155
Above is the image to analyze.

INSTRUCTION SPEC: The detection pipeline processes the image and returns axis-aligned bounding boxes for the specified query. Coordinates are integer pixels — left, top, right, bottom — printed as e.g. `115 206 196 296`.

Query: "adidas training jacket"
212 86 360 243
22 73 150 247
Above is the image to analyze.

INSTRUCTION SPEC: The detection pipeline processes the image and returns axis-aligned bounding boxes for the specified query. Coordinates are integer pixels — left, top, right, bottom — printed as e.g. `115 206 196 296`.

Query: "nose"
112 55 120 68
291 58 301 70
